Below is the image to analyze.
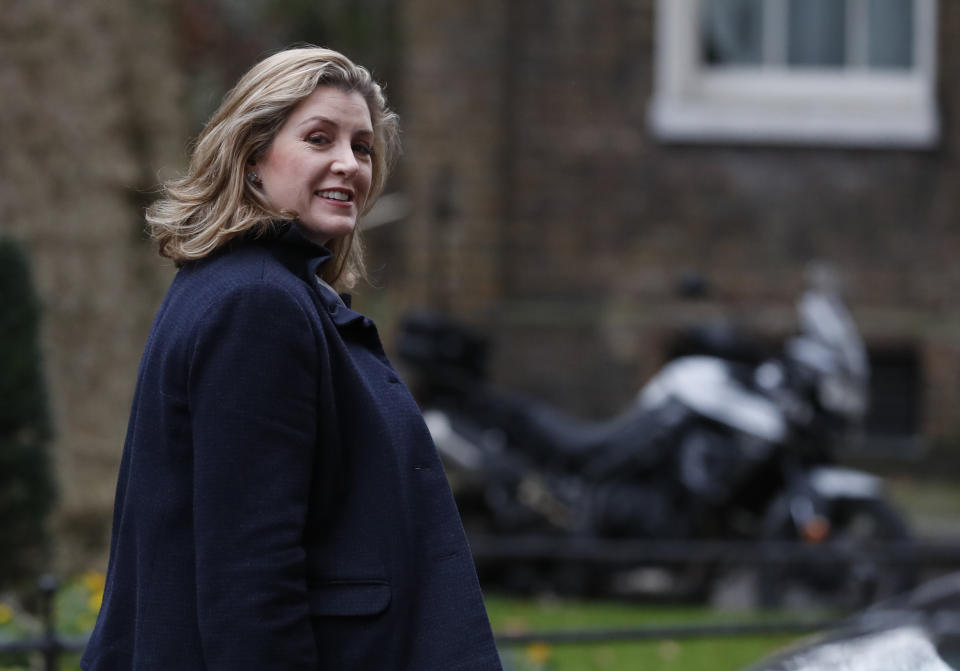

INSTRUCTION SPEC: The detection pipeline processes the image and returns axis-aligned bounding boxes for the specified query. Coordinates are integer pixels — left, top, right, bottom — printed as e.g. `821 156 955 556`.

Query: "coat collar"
265 221 332 276
265 222 366 326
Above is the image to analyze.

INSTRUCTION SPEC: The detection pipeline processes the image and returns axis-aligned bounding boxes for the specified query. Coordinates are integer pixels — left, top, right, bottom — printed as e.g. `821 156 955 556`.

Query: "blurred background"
2 0 959 635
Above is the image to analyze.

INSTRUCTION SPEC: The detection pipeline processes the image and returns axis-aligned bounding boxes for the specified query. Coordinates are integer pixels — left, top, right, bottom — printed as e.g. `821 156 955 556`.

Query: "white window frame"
648 0 939 148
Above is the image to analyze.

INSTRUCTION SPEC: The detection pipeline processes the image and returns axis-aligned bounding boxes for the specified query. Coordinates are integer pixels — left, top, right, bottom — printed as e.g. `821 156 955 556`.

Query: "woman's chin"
296 218 357 246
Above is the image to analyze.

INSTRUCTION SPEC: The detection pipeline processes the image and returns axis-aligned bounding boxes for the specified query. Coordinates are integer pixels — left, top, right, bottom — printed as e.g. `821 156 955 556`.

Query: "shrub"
0 238 55 589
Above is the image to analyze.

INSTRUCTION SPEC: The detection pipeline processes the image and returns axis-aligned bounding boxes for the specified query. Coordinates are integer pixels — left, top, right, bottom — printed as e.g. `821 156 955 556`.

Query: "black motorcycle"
397 283 914 607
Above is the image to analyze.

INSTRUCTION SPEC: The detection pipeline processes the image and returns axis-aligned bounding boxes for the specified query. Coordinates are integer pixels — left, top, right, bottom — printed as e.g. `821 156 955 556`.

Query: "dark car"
742 572 960 671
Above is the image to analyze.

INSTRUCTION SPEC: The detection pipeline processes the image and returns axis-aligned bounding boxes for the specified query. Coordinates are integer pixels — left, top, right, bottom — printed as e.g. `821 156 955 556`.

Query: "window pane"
701 0 765 66
787 0 846 66
868 0 914 68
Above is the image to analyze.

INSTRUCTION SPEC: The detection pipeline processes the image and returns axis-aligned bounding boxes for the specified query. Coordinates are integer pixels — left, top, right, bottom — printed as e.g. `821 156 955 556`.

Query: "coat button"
387 374 400 384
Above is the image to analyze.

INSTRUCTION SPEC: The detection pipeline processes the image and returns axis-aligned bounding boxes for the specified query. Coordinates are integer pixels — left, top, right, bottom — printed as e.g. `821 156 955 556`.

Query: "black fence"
0 574 843 669
473 535 960 648
6 537 960 669
0 576 85 671
469 535 960 567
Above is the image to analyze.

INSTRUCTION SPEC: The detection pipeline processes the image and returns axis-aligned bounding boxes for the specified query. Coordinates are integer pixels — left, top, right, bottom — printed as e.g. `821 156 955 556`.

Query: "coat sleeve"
188 280 320 670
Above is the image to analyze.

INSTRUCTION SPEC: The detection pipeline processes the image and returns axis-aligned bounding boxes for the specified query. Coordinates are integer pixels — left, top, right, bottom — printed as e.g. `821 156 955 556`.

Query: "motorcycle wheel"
757 496 915 610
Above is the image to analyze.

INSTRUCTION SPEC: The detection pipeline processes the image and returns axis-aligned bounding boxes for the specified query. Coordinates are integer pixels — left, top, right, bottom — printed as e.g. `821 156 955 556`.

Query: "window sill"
648 94 939 149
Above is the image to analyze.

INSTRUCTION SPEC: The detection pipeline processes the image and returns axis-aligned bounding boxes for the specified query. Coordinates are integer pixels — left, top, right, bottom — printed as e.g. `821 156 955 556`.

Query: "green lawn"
487 594 810 671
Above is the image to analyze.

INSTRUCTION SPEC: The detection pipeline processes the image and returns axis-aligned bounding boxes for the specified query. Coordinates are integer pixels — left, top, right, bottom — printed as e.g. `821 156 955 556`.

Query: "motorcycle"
397 279 914 606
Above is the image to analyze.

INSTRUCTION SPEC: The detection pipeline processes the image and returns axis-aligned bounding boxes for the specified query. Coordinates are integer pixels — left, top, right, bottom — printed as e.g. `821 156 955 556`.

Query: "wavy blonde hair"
147 46 400 289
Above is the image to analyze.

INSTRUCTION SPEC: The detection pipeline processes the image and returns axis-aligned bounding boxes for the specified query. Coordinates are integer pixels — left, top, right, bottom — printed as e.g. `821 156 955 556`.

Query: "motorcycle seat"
498 393 667 475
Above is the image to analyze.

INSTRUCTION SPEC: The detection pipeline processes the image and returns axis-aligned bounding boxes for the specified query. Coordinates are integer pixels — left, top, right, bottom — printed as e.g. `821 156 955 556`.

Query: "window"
864 345 923 449
648 0 939 148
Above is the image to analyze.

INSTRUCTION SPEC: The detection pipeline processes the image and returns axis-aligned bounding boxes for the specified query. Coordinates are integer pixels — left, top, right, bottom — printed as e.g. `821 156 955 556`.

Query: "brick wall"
392 0 960 440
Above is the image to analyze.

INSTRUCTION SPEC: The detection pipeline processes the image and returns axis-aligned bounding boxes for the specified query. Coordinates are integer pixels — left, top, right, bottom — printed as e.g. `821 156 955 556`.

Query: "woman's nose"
331 140 359 176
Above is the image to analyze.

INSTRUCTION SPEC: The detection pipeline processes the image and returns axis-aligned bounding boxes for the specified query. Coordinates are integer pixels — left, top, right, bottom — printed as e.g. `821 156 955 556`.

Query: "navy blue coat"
81 224 503 670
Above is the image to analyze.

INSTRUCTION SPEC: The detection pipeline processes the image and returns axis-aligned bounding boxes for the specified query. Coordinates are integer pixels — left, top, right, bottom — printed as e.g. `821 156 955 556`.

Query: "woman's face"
254 85 374 246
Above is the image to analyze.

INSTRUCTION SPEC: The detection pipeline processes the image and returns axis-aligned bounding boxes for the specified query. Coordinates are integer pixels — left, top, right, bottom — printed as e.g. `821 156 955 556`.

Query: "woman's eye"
306 134 329 145
353 143 375 157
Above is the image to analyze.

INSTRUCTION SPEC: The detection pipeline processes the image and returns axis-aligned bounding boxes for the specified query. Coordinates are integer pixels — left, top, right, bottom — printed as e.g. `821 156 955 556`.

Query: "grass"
486 594 809 671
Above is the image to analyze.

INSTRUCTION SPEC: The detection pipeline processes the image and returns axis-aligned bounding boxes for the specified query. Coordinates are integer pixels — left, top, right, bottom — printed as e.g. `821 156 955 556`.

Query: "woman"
81 46 503 671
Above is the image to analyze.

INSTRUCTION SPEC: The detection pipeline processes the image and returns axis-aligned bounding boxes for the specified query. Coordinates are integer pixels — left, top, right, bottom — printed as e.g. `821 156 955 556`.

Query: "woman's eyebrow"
297 115 335 128
297 115 373 136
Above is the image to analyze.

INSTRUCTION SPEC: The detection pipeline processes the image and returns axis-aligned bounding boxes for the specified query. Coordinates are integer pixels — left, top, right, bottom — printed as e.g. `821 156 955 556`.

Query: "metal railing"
5 537 960 669
469 535 960 566
0 576 85 671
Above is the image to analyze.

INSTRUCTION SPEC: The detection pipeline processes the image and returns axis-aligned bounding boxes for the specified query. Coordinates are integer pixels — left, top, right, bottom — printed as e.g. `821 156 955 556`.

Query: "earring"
247 171 260 185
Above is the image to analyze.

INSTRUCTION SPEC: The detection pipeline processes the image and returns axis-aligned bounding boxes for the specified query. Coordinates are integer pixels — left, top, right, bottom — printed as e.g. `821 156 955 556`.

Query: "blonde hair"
147 46 400 289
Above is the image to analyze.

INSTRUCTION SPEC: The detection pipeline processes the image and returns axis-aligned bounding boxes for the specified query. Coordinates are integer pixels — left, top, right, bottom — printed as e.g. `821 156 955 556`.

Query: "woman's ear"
246 158 262 187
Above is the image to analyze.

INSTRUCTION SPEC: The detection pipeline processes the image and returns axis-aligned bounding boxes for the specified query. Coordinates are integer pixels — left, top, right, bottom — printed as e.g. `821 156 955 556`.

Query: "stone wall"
0 0 183 571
